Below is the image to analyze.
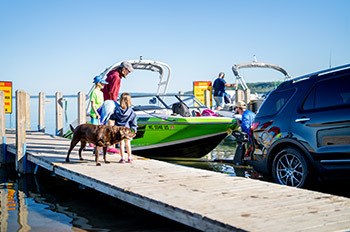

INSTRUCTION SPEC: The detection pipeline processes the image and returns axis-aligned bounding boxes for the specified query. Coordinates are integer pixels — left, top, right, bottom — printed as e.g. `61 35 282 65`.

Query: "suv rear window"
302 75 350 110
257 89 295 117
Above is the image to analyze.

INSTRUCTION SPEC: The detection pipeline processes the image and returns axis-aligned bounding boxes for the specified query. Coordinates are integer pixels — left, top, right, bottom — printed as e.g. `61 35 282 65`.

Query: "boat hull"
131 116 238 158
132 131 228 158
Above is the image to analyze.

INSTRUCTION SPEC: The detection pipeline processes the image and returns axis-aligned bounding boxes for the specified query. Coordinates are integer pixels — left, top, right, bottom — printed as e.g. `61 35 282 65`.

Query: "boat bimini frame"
232 60 291 103
86 57 172 112
95 57 171 95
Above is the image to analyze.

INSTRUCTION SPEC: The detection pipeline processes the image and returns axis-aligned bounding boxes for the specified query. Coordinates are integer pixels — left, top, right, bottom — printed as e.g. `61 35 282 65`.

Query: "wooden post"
16 90 27 174
38 92 45 132
25 93 31 130
55 92 63 136
0 91 5 163
244 88 251 106
178 91 184 100
204 90 211 108
78 92 86 125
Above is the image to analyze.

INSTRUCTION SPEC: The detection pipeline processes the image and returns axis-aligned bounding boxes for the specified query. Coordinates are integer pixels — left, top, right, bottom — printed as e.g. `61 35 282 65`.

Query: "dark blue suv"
247 64 350 188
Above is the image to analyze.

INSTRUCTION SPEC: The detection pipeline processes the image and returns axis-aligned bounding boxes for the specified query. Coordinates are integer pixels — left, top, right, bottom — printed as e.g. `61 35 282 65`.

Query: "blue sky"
1 0 349 96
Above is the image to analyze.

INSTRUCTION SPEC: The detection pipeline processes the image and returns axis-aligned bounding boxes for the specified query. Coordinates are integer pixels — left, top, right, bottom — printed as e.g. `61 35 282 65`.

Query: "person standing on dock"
110 93 137 163
102 61 134 102
90 76 108 125
213 72 237 110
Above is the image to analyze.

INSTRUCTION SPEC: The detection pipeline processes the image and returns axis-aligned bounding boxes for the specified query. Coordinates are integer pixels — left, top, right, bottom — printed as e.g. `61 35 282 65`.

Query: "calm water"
0 164 198 232
3 96 349 231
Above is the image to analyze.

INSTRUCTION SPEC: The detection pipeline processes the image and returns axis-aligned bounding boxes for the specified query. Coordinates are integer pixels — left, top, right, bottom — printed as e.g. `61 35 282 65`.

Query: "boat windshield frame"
131 94 207 111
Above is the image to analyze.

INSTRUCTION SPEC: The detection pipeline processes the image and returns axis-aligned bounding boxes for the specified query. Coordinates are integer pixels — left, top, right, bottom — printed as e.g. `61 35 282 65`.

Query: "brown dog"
65 124 136 166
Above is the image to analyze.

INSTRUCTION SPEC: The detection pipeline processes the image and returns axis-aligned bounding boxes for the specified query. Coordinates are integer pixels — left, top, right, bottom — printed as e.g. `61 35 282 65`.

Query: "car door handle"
295 118 310 123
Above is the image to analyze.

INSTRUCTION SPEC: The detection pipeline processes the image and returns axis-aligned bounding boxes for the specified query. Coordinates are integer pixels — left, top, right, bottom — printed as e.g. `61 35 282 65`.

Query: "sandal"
119 159 126 163
127 158 133 163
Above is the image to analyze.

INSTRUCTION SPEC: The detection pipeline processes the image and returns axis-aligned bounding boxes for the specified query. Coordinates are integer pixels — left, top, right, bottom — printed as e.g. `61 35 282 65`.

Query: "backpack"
172 102 191 117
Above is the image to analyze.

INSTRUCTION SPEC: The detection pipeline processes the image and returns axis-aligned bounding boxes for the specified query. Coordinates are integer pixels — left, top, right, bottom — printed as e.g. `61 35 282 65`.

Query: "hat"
235 100 247 110
121 61 134 72
93 76 108 84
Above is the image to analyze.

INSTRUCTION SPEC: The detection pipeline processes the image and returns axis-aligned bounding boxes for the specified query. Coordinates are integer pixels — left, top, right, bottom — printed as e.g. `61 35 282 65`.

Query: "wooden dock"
3 129 350 232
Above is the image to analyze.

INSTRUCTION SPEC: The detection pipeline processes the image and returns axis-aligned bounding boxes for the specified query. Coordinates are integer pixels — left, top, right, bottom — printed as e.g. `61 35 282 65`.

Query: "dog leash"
97 126 108 146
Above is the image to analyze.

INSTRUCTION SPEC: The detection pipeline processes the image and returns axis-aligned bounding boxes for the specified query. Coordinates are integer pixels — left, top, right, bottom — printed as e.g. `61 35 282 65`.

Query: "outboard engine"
232 131 249 165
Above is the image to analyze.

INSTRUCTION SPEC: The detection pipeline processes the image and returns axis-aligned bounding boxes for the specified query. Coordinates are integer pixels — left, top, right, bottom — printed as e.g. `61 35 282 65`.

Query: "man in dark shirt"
213 72 237 110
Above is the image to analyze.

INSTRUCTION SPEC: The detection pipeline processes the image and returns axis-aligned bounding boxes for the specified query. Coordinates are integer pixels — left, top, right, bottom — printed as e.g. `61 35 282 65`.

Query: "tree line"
226 81 283 94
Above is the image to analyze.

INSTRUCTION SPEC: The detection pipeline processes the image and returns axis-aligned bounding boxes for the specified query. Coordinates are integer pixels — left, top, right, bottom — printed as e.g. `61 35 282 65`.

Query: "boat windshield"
131 94 207 111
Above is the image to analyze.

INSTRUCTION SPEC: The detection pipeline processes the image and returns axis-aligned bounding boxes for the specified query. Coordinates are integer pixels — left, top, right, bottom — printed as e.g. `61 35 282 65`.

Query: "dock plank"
4 130 350 232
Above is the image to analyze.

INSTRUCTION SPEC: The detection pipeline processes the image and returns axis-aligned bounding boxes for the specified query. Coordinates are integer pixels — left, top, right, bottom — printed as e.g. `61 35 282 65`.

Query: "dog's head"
111 126 136 142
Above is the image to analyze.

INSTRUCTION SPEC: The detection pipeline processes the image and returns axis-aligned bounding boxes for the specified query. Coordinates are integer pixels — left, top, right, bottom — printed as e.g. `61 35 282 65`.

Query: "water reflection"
0 165 197 232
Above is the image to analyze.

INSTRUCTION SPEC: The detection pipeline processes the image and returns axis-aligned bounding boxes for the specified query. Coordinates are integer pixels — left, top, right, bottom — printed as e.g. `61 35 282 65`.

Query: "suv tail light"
251 122 260 131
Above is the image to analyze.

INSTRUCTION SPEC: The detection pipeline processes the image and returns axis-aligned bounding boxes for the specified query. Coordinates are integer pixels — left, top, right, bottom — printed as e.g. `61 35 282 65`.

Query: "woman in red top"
102 61 134 101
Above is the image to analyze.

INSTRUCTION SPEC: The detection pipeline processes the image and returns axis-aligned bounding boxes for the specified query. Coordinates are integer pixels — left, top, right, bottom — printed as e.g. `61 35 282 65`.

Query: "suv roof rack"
290 64 350 83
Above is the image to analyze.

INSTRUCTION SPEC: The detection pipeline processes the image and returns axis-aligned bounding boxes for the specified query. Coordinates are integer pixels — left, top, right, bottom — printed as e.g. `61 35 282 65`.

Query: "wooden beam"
204 90 211 108
55 92 63 136
16 90 26 173
25 93 31 130
38 92 45 132
77 92 86 125
0 91 5 163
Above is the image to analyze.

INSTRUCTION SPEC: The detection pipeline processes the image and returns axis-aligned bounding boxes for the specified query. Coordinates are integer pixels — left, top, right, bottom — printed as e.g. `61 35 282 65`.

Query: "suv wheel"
272 147 309 188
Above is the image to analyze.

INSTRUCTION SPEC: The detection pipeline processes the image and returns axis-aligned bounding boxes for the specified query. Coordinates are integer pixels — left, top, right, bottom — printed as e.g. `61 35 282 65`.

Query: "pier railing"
0 90 87 174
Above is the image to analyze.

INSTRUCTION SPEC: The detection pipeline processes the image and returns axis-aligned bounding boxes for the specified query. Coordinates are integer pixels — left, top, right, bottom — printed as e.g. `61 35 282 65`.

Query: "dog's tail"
69 124 75 133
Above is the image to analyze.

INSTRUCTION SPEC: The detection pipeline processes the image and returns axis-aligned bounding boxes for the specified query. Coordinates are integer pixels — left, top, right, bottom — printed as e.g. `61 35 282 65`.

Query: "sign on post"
0 81 12 113
193 81 212 108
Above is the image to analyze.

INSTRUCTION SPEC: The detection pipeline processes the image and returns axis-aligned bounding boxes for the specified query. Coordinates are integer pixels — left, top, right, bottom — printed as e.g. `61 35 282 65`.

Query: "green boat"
65 58 238 158
130 94 239 158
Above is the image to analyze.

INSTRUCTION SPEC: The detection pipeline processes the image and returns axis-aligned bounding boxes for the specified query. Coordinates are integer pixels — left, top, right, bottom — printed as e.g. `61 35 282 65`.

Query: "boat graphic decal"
147 125 174 130
132 131 227 150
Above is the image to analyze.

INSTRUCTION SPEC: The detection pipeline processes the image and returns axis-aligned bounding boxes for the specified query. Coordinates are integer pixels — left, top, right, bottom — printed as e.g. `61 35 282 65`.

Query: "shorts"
91 117 99 125
214 95 224 108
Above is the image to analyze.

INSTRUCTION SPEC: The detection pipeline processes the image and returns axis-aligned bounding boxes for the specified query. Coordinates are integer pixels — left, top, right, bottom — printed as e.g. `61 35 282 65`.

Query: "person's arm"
129 111 138 133
224 83 238 88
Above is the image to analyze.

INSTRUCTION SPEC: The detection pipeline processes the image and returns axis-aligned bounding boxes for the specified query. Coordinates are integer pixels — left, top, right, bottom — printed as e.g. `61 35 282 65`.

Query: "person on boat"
213 72 237 110
110 93 137 163
234 100 256 142
90 76 108 125
102 61 134 102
